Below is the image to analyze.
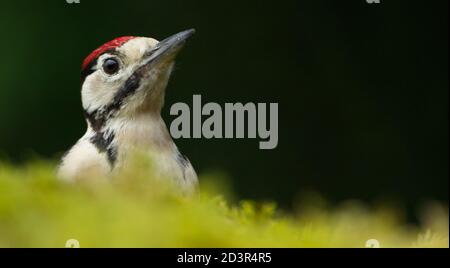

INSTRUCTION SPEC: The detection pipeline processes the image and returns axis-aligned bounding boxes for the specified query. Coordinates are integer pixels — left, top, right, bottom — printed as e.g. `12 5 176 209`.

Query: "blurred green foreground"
0 159 448 248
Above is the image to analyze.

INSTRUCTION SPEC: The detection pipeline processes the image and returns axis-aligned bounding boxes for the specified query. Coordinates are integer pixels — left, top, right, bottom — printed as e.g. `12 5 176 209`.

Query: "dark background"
0 1 448 214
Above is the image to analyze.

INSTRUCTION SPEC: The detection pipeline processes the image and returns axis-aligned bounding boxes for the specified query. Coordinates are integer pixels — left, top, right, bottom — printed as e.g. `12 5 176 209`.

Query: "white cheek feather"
81 75 116 112
81 58 135 113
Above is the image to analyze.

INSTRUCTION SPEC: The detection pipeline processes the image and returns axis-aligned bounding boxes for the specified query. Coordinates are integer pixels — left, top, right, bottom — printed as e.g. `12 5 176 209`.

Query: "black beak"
143 29 195 66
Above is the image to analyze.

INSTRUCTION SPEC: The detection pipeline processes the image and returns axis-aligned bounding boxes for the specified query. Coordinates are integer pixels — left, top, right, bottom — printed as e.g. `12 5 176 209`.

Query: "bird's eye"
102 58 120 75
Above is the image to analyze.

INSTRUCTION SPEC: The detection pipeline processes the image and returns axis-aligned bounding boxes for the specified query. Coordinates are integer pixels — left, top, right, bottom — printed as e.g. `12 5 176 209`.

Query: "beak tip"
172 29 195 44
146 29 196 65
184 28 196 38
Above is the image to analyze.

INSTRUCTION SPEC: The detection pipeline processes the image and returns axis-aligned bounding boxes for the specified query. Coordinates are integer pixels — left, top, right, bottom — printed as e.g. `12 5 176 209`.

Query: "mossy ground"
0 159 448 248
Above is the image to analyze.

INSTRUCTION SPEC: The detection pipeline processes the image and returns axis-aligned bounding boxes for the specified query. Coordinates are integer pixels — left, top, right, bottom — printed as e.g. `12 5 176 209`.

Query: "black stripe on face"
84 109 105 132
84 67 144 167
107 72 141 113
83 67 143 132
107 146 118 165
90 130 114 152
90 130 117 166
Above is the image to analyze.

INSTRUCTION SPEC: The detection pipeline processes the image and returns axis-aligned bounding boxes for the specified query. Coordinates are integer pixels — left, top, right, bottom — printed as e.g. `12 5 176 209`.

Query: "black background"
0 0 448 215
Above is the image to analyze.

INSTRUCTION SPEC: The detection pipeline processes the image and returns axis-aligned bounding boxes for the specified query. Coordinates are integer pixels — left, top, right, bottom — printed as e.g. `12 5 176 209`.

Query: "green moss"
0 160 448 248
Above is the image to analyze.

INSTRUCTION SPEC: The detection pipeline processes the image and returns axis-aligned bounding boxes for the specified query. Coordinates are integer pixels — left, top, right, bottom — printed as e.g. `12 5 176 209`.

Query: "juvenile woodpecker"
58 29 198 193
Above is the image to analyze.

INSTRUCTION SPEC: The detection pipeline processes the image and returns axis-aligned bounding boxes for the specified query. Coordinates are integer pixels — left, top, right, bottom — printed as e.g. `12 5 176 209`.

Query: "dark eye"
102 58 120 75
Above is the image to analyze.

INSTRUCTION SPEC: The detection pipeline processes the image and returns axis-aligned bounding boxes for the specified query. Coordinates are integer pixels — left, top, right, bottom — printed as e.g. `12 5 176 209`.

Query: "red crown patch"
82 36 136 71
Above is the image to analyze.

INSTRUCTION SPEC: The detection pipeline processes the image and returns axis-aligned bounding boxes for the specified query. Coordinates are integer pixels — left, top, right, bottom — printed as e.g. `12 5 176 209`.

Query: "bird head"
80 29 195 131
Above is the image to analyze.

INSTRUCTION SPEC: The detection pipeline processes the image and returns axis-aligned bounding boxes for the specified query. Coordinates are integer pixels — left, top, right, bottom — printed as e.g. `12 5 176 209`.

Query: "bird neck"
104 113 175 151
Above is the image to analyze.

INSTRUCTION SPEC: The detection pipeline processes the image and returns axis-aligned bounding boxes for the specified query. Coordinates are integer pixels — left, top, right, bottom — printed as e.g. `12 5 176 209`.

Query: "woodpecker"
58 29 198 193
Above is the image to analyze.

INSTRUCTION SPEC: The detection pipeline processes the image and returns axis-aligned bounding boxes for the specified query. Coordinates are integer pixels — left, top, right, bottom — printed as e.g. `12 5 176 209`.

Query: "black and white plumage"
58 30 198 193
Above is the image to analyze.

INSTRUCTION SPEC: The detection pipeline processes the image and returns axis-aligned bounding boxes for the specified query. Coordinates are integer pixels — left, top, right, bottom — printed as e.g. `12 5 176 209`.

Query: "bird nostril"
144 46 160 58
